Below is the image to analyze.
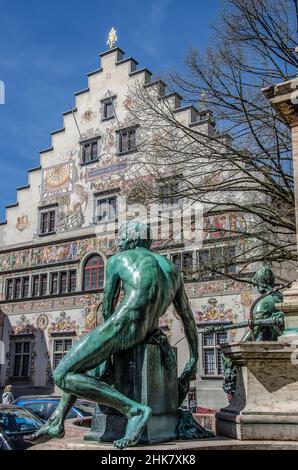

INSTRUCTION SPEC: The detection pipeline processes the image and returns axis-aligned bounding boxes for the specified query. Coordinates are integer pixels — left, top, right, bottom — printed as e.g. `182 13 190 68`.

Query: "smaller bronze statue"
223 265 284 397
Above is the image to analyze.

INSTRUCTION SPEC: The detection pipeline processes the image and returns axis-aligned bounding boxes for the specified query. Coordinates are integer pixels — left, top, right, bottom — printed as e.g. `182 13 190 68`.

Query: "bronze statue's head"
252 265 275 294
118 220 152 251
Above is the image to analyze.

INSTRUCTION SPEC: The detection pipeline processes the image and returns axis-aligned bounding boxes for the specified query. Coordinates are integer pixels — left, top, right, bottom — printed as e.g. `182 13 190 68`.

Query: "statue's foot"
24 422 65 445
113 405 152 449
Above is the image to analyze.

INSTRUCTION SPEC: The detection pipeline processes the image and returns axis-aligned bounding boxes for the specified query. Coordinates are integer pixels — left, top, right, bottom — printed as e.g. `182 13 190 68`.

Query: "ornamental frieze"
184 279 246 298
0 237 115 272
1 293 102 314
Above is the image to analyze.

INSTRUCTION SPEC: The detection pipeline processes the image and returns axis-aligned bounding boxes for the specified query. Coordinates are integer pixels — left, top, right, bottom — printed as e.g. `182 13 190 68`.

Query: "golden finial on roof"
107 27 118 49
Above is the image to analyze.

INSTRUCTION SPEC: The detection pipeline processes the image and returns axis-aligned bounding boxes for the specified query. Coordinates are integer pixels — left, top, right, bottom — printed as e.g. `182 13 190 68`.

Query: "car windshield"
0 408 42 436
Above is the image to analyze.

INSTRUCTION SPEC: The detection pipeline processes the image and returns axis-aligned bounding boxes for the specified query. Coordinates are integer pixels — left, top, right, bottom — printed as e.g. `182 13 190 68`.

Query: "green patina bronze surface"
25 220 202 449
223 265 284 397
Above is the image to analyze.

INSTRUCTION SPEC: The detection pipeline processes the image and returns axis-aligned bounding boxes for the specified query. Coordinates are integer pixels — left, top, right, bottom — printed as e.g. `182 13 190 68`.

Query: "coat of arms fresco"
48 311 77 334
11 315 36 336
16 214 30 232
195 298 233 322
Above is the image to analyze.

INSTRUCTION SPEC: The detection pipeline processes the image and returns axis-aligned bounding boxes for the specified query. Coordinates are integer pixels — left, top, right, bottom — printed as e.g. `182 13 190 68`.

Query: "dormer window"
101 95 116 121
81 138 99 164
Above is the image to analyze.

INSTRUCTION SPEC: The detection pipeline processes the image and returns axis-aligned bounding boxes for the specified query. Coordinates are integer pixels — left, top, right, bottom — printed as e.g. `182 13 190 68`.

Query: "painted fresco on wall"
240 290 253 307
81 109 97 123
159 312 173 339
195 298 233 323
203 213 246 240
40 161 74 200
87 162 127 182
83 308 97 332
10 314 36 336
2 293 102 315
80 159 129 195
16 214 30 232
103 125 116 156
123 96 133 111
0 249 31 271
80 127 101 142
36 313 49 330
81 293 103 331
38 157 89 233
184 279 246 298
48 311 78 335
0 236 114 272
58 201 85 232
81 296 103 335
38 154 91 233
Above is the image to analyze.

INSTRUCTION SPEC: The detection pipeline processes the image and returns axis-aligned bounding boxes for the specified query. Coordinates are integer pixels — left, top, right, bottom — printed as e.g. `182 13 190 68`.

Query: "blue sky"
0 0 220 220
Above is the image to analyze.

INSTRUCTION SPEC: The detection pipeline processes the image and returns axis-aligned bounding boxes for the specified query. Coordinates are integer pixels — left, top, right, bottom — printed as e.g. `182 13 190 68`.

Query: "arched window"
83 255 104 291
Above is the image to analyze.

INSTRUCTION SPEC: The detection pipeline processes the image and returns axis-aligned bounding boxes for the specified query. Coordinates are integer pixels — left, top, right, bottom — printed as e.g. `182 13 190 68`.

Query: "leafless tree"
126 0 298 283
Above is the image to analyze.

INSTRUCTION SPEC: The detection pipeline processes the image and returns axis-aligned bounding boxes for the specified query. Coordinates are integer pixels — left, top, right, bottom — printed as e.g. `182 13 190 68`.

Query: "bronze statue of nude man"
26 221 199 449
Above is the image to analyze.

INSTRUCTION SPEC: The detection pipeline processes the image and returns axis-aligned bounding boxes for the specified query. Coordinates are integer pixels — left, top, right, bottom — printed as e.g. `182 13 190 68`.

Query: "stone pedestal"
278 281 298 339
216 342 298 440
263 75 298 341
84 343 180 444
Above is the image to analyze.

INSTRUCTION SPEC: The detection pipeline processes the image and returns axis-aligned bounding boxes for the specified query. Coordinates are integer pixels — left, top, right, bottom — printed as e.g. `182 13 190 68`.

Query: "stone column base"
215 342 298 441
216 410 298 440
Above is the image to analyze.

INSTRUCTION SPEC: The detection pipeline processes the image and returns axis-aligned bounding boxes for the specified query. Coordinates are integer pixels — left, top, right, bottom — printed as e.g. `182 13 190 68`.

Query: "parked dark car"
0 405 43 450
0 431 13 450
14 395 95 421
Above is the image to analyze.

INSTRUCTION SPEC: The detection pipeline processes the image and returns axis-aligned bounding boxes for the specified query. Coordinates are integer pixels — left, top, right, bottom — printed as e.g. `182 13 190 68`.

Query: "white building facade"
0 46 256 409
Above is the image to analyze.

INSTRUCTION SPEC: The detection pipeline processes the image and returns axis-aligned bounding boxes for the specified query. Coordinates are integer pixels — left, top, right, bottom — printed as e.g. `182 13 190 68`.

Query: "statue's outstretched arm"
102 257 121 321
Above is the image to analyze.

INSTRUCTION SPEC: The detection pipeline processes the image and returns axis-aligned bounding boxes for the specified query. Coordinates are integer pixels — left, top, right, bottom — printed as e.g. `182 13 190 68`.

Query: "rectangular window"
41 212 48 234
22 277 30 298
158 181 179 206
32 275 40 297
69 270 77 293
53 338 73 369
50 272 59 295
40 210 56 235
198 245 237 279
12 341 31 378
60 272 68 294
102 99 115 120
49 211 55 232
14 278 22 299
118 128 137 154
6 279 13 300
171 253 182 270
210 247 223 278
40 274 48 296
224 246 236 274
82 140 98 164
182 252 193 272
202 331 227 376
96 196 117 223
